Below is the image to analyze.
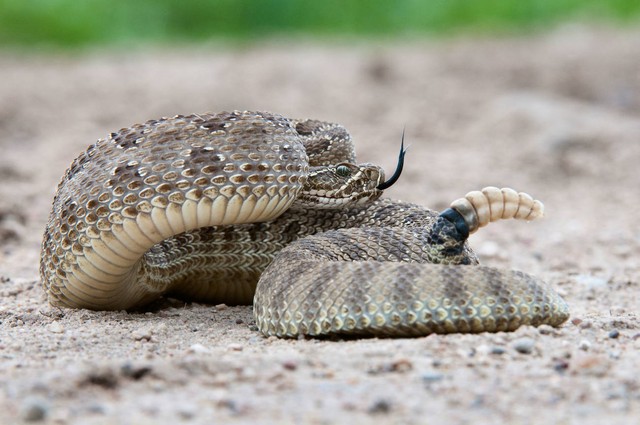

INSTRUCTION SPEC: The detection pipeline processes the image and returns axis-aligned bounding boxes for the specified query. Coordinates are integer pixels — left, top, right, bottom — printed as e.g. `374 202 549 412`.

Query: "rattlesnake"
40 110 569 338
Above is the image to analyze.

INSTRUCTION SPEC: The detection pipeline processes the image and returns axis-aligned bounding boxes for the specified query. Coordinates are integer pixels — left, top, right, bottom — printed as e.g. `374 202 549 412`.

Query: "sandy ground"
1 26 639 424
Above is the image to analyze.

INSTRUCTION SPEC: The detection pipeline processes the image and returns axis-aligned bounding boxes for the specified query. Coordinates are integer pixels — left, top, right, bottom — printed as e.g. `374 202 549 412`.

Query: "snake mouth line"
310 192 381 207
377 130 407 190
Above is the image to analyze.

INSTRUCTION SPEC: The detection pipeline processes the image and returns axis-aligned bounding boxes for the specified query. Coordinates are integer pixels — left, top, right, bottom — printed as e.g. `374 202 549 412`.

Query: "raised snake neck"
40 110 569 338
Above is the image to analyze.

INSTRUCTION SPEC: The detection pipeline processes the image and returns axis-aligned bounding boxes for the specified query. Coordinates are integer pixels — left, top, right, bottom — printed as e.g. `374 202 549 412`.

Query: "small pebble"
553 359 570 372
421 371 444 383
215 304 228 311
188 343 210 354
86 402 106 414
512 337 536 354
21 397 49 422
608 329 620 339
371 358 414 373
48 322 64 334
282 360 298 371
537 325 554 335
217 399 239 413
579 321 593 329
228 343 243 351
368 399 392 414
85 370 119 389
490 346 506 355
578 340 591 351
121 363 153 380
132 329 152 341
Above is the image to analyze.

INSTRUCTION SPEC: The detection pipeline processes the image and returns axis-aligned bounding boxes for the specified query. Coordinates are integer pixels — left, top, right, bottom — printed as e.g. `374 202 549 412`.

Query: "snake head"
293 162 385 209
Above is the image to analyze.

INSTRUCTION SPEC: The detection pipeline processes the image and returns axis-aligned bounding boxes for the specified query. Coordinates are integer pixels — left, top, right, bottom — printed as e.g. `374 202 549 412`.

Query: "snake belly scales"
40 110 569 338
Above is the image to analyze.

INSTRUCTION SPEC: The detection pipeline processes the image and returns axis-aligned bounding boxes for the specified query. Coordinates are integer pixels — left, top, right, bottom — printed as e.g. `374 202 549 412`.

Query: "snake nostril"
364 169 378 181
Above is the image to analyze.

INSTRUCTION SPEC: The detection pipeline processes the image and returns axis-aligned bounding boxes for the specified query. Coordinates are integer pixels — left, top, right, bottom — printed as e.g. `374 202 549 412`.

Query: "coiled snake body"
40 111 569 337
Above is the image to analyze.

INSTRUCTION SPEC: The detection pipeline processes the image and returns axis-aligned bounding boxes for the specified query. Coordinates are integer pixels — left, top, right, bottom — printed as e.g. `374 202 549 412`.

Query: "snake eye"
336 165 352 177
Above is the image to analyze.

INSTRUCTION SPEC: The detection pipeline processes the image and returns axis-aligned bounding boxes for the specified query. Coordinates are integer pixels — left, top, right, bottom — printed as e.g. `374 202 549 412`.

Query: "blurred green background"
1 0 639 48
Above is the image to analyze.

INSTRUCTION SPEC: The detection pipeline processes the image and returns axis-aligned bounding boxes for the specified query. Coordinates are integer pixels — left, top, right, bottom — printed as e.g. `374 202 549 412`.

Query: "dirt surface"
1 26 639 424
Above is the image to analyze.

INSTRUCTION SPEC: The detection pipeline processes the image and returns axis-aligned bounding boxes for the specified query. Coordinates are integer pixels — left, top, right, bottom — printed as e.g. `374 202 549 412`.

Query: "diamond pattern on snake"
40 110 569 337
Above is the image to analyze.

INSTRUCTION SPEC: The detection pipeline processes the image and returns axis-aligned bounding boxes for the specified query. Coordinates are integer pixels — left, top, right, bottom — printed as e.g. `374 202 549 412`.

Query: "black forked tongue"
376 129 407 190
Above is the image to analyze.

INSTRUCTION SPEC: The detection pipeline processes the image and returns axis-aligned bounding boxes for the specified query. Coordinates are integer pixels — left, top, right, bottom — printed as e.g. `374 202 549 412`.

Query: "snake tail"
448 187 544 235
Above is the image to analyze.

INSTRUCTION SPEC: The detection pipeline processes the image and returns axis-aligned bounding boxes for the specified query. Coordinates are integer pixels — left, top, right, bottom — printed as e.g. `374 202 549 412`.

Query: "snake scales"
40 110 569 338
